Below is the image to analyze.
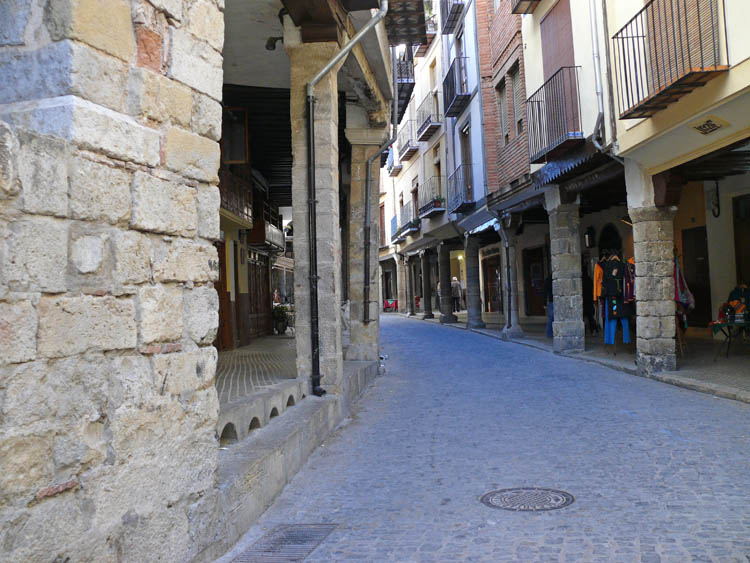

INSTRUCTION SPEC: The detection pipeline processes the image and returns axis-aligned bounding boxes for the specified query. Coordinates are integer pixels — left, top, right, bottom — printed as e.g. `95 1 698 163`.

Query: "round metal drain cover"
480 488 574 512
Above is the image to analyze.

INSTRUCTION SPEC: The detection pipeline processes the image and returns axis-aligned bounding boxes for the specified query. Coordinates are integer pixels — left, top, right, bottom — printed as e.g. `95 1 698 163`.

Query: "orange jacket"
593 262 603 302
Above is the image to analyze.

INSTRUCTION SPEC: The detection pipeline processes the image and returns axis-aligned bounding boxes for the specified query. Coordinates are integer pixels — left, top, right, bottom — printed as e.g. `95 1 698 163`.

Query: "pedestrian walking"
451 276 462 312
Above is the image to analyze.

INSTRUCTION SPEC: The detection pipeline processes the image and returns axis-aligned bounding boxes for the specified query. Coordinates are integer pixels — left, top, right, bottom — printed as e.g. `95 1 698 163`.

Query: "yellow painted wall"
220 216 249 296
673 182 707 259
606 0 750 172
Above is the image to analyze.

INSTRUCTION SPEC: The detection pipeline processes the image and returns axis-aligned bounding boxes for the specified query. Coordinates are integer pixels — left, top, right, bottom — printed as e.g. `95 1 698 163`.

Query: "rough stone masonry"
0 1 224 560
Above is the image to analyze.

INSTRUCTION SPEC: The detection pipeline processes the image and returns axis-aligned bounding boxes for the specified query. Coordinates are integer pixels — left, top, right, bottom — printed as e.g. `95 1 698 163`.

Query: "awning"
468 218 498 236
456 205 495 232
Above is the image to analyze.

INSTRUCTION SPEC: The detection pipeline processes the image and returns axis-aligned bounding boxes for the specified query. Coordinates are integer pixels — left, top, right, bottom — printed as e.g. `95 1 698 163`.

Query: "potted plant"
272 305 289 335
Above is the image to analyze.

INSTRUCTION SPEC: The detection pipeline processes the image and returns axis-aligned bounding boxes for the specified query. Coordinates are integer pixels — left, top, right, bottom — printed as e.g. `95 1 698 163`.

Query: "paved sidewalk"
219 315 750 562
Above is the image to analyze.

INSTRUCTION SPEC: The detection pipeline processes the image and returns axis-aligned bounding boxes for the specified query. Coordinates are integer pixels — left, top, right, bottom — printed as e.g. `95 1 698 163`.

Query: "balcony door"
540 0 574 81
459 122 472 200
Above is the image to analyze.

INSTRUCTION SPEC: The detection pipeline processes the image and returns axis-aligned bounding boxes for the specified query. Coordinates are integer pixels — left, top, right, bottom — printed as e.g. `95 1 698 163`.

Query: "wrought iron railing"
525 66 583 164
399 200 416 227
443 57 470 117
417 93 441 136
418 176 446 216
390 215 399 241
397 120 418 160
397 57 415 84
426 13 438 35
612 0 727 119
440 0 464 34
386 147 401 175
218 167 253 224
447 164 473 213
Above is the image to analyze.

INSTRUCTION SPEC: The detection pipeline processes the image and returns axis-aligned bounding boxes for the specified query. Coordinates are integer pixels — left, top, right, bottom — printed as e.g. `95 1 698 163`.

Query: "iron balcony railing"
440 0 464 34
612 0 728 119
443 57 470 117
397 120 418 161
386 147 402 176
397 200 419 235
390 215 399 242
525 66 584 164
418 176 447 218
218 167 253 224
416 92 442 140
447 164 474 214
265 222 284 251
397 57 415 84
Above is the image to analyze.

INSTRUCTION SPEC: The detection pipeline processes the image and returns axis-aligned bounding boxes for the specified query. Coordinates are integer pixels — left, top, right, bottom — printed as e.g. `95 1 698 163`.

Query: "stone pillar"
420 250 434 319
500 230 524 338
464 236 486 329
546 187 584 353
287 40 344 391
438 243 457 323
396 255 408 313
406 256 416 315
345 130 387 361
626 159 677 373
0 1 222 560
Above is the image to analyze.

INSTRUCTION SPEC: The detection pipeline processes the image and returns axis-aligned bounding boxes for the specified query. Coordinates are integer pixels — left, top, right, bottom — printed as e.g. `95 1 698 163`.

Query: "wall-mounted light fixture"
584 226 596 248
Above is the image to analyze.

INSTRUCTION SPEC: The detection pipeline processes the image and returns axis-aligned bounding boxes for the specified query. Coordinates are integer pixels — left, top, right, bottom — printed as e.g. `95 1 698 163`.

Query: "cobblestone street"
221 315 750 562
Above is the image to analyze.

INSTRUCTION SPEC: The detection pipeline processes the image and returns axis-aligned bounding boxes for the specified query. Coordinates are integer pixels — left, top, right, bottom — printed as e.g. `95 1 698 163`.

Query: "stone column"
438 243 457 323
626 159 677 373
546 187 584 353
500 230 524 338
406 256 416 315
396 255 407 313
464 236 486 329
287 40 344 391
420 250 434 319
345 129 387 361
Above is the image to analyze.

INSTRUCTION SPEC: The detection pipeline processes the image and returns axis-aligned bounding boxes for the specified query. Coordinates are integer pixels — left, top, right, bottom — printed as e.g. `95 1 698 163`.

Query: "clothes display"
594 252 634 346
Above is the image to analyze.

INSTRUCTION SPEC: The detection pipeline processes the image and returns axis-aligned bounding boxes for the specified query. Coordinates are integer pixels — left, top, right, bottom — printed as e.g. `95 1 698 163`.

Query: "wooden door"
682 226 712 327
540 0 574 81
523 246 546 316
213 241 234 351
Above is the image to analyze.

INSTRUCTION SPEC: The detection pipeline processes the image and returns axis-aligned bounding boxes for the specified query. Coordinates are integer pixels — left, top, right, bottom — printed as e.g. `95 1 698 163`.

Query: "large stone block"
633 241 673 263
149 0 183 20
183 285 218 344
633 219 673 243
153 239 218 283
137 285 184 344
192 93 222 141
0 300 37 365
164 127 220 183
3 217 68 292
45 0 135 62
70 155 131 224
0 42 72 105
0 0 32 46
152 347 217 397
38 295 136 357
71 41 129 113
131 69 193 127
0 120 20 198
112 230 152 285
0 435 54 505
196 184 220 240
18 131 69 217
187 0 224 52
131 172 197 237
169 28 223 101
635 276 673 302
71 234 104 274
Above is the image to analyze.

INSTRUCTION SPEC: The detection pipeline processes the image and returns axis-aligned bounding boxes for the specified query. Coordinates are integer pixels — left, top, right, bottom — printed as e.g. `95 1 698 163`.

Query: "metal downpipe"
363 45 399 324
305 1 389 396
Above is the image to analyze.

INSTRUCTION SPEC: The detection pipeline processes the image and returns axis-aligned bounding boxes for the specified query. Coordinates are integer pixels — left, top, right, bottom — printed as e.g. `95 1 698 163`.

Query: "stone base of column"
421 312 434 320
467 318 486 329
501 325 523 340
440 313 457 323
637 350 677 374
552 320 584 353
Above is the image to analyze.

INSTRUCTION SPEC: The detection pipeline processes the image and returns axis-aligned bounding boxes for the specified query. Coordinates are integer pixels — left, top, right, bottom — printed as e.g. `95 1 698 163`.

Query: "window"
496 80 509 145
379 204 386 247
510 65 523 135
494 0 501 12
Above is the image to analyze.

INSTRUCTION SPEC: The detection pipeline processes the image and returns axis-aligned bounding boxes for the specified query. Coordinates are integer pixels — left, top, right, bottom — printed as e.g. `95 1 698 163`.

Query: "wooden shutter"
511 66 523 133
497 81 509 138
540 0 574 81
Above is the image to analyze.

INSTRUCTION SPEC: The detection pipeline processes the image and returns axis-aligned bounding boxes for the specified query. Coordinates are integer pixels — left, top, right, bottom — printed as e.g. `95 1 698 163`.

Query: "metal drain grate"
233 524 337 562
480 488 574 512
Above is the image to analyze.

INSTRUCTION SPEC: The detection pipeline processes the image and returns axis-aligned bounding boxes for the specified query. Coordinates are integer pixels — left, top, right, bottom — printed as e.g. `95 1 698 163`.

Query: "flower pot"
275 319 288 335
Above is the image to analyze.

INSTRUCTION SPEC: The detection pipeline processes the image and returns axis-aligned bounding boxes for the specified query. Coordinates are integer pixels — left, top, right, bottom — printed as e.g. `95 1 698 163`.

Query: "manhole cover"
233 524 336 562
480 488 574 511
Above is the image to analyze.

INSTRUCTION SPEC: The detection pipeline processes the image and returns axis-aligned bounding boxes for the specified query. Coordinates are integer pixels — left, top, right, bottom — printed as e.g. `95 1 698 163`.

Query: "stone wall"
0 1 223 560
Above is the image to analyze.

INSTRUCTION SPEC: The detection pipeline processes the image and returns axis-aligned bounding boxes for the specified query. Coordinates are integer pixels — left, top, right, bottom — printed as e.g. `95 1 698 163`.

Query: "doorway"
214 241 234 351
682 226 712 327
482 254 502 313
734 194 750 285
523 246 546 316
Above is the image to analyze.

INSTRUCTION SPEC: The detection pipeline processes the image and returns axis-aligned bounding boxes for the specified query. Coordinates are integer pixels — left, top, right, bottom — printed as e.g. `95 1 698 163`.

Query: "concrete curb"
393 314 750 405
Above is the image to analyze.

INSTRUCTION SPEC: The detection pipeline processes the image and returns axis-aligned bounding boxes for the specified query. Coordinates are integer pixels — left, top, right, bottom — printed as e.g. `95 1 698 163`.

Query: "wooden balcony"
613 0 728 119
247 202 284 253
218 167 253 226
526 66 584 164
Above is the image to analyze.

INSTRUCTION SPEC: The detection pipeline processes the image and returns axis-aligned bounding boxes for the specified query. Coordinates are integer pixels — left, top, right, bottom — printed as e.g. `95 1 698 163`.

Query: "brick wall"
476 0 530 194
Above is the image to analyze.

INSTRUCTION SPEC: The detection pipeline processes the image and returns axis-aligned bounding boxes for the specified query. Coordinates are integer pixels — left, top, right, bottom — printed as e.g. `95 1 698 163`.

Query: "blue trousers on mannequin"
604 299 630 345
